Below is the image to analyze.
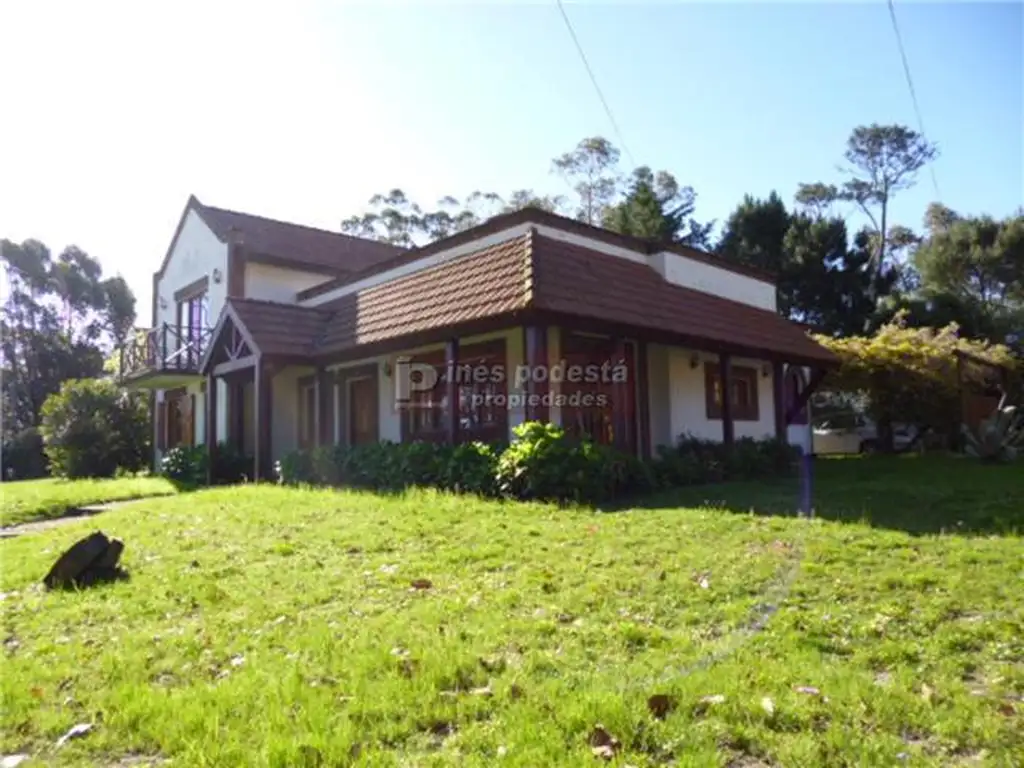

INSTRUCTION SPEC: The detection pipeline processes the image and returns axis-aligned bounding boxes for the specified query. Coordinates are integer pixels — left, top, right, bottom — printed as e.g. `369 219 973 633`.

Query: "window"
176 289 209 368
402 340 507 444
705 362 760 421
298 380 317 448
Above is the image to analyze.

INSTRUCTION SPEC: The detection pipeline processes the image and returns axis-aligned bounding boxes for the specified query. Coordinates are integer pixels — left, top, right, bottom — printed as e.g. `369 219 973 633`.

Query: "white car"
813 417 917 455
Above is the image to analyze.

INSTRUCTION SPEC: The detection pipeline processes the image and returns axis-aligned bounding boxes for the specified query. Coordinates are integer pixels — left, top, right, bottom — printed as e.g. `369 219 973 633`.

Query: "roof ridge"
201 201 408 249
229 295 331 313
522 227 536 308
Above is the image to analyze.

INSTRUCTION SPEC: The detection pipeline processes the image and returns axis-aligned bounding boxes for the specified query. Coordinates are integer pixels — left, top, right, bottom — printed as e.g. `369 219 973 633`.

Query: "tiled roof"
198 201 405 276
214 229 833 367
316 234 532 352
529 234 834 364
228 298 332 357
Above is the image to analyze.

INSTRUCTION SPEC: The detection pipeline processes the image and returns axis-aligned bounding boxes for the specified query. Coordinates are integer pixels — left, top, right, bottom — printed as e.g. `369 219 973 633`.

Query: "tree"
341 189 566 246
551 136 622 225
911 209 1024 342
1 238 134 473
715 193 882 335
603 166 714 248
40 378 150 478
797 124 938 316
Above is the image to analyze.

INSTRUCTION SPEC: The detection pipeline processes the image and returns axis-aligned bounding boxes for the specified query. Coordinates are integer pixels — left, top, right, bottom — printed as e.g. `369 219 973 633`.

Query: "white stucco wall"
152 208 230 458
244 263 332 304
650 252 776 312
155 209 228 328
647 343 673 452
665 349 777 443
271 366 314 460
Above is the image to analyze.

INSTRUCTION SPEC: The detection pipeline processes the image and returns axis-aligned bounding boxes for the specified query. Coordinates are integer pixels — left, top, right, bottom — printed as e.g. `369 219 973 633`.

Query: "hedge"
275 422 801 505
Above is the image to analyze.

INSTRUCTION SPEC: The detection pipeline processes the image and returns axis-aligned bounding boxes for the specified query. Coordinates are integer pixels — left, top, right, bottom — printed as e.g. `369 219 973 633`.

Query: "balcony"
119 323 213 389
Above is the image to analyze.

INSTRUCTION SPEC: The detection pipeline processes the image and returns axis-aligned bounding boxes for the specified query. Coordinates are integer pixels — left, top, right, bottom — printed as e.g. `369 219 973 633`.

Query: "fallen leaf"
921 683 934 703
592 745 616 760
794 685 821 696
56 722 93 747
556 613 576 624
470 685 493 697
646 693 676 720
29 687 44 699
410 578 433 590
761 696 776 716
997 701 1015 716
230 654 245 667
700 694 726 705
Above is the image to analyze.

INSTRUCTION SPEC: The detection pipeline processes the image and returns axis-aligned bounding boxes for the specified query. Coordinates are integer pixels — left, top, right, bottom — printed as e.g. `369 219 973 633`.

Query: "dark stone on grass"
43 531 129 590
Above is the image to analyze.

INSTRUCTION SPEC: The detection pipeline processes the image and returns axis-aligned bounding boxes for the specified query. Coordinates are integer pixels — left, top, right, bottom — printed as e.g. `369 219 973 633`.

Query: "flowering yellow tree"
813 313 1020 450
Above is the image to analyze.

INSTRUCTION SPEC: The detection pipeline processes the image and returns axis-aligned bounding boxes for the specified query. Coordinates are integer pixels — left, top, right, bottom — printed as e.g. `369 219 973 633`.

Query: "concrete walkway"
0 498 147 539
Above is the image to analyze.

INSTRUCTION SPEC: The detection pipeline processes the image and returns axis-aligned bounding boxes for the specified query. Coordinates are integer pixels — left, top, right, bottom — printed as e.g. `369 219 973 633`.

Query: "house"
119 196 835 479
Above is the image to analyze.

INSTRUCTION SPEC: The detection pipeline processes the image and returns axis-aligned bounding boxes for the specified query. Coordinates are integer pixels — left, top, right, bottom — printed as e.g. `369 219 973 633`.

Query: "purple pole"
800 452 814 518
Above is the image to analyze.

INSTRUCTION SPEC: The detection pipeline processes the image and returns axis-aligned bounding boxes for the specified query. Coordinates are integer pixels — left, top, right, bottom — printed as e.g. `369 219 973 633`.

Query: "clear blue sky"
2 1 1021 320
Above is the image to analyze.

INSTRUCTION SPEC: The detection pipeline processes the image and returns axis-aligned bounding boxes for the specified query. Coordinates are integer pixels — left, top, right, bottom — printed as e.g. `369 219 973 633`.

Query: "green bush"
276 423 798 505
162 442 253 489
40 378 149 479
495 422 646 504
277 440 500 497
161 445 209 489
1 427 48 480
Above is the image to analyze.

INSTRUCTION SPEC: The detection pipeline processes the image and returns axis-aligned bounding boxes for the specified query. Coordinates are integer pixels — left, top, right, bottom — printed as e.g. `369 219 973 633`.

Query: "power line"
555 0 636 167
887 0 942 202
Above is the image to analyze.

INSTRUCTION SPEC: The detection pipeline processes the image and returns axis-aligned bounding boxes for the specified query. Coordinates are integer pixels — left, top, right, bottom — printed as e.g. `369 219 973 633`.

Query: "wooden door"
348 376 378 446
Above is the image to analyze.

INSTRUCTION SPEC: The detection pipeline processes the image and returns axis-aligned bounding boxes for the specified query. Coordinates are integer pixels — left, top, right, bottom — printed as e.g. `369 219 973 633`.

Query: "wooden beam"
316 368 333 446
206 373 218 485
523 325 549 423
445 338 460 444
253 358 273 480
636 339 651 459
772 361 786 441
786 367 826 425
719 353 734 446
212 355 257 378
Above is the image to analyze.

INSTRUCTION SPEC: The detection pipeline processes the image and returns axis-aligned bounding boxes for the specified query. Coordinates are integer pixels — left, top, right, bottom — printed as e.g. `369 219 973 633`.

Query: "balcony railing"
119 323 213 381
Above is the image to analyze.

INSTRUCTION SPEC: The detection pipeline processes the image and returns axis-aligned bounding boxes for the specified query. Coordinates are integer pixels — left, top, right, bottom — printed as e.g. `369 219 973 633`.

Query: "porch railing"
119 323 213 380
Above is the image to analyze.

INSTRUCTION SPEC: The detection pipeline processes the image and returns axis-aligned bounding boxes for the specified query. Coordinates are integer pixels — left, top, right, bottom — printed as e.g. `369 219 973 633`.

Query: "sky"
2 1 1021 321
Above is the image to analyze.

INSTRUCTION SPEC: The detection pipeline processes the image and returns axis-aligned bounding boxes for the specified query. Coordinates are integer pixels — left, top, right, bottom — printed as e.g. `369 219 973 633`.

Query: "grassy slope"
1 458 1022 767
1 477 177 527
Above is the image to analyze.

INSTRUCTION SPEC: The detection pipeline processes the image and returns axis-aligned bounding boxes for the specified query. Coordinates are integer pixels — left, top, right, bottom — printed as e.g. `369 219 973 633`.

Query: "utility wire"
887 0 942 201
555 0 636 167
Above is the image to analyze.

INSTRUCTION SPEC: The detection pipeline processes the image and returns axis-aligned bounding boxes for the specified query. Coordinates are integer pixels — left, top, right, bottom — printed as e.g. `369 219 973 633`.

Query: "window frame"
704 362 760 422
401 339 508 444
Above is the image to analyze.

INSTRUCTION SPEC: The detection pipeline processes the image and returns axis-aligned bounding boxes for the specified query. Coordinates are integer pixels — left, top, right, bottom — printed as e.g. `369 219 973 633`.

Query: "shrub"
961 397 1024 463
495 422 646 504
40 378 149 479
162 442 253 489
1 427 48 480
442 441 499 496
161 444 209 489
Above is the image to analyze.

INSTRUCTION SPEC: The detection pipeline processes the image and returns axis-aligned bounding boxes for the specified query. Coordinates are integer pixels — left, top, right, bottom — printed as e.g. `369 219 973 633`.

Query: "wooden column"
523 326 549 423
772 361 787 441
253 359 273 480
316 368 333 446
445 338 460 444
232 382 245 452
719 353 734 447
636 340 650 459
206 374 218 485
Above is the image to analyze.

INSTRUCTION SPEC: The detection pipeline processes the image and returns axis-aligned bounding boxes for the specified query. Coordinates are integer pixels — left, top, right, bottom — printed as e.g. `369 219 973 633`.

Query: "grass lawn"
1 457 1021 767
0 477 177 528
